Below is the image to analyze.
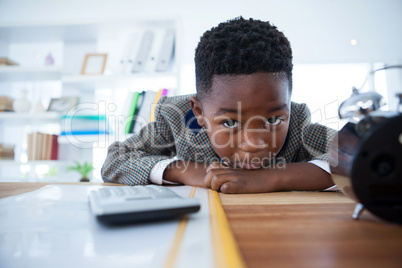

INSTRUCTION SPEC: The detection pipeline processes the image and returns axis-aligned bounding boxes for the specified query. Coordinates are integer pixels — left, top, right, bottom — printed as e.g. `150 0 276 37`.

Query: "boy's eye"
223 119 239 128
266 117 283 126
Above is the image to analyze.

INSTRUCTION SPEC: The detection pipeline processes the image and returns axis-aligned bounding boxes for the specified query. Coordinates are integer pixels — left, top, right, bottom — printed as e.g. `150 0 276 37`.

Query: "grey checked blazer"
101 94 337 185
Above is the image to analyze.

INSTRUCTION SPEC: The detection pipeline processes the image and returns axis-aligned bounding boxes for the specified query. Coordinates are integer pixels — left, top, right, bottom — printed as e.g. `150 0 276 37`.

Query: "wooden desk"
1 182 401 268
220 191 402 268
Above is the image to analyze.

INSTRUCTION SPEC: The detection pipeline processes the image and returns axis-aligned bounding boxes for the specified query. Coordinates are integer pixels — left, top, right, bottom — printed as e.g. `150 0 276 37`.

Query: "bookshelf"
61 72 179 89
0 160 71 167
0 17 182 182
0 160 85 182
0 112 61 122
0 66 62 81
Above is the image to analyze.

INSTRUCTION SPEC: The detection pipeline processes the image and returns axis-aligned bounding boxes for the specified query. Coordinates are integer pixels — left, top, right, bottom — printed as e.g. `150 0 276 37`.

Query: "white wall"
0 0 401 65
1 0 401 104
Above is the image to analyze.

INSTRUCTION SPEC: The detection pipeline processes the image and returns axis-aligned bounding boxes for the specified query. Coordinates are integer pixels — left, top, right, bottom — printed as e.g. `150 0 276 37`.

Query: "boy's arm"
162 160 334 193
203 162 333 194
101 123 176 185
101 98 176 185
163 160 208 188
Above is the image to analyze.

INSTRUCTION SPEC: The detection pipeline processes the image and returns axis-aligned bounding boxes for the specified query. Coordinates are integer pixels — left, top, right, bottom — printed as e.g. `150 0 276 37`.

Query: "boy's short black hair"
195 17 293 100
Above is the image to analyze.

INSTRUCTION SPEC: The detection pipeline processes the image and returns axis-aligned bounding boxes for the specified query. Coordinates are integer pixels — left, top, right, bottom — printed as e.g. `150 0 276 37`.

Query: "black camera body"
330 113 402 224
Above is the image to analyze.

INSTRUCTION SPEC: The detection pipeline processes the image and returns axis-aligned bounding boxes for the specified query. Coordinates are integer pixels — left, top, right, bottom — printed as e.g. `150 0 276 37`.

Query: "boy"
102 17 337 193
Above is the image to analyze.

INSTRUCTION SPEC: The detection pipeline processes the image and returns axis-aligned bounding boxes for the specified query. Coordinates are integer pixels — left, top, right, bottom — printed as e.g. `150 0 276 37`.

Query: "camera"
329 66 402 224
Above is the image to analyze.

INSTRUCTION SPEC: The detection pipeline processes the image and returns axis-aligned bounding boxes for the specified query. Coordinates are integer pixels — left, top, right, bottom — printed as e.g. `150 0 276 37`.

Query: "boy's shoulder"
290 101 309 114
289 101 337 136
159 94 194 108
156 94 194 117
155 93 203 136
290 101 311 122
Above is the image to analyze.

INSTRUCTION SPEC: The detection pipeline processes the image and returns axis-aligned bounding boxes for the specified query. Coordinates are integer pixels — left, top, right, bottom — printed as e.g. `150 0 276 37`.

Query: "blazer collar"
183 109 203 135
182 109 220 161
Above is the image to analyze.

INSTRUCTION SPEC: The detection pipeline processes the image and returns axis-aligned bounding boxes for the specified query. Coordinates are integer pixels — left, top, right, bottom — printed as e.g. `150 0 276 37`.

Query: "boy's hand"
204 162 278 194
204 161 334 194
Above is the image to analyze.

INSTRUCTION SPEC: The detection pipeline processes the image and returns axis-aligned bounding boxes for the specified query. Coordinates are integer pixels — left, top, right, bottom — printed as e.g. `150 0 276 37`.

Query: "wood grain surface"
221 192 402 268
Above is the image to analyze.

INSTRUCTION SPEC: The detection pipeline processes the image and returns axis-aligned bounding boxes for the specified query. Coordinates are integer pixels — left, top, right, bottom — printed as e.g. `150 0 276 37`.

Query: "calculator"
88 185 201 225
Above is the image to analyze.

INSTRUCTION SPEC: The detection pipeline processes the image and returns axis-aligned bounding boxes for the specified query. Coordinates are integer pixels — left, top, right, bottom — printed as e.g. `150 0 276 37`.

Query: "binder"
132 90 157 134
150 89 163 122
132 31 154 73
119 32 141 74
161 88 169 97
121 91 134 134
125 92 141 134
144 28 164 73
150 88 168 122
121 91 134 120
128 91 145 133
155 29 175 72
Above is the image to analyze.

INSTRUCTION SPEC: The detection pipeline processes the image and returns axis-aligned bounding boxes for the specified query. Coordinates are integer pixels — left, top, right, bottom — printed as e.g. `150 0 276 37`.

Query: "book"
60 115 109 136
27 133 34 161
45 134 53 160
50 135 59 160
40 133 48 160
41 133 49 160
27 132 42 161
27 132 59 160
0 57 18 66
0 96 14 112
33 132 39 161
0 143 15 160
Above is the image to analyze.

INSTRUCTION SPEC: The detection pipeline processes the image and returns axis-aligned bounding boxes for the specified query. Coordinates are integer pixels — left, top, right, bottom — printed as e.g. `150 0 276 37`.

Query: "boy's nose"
239 131 267 153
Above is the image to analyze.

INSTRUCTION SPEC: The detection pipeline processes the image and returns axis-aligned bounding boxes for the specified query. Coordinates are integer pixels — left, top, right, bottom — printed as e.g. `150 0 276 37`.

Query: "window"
291 63 381 130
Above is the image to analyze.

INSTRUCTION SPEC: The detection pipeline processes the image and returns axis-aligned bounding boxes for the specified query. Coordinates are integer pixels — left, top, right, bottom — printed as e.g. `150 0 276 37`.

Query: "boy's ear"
189 96 206 127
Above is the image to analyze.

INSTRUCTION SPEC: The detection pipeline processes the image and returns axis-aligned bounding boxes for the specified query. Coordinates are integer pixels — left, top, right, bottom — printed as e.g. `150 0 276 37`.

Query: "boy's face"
191 72 291 170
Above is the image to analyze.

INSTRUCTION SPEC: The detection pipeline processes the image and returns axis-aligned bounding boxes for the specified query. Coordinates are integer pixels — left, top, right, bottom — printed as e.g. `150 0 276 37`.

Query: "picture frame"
80 53 108 75
47 97 79 113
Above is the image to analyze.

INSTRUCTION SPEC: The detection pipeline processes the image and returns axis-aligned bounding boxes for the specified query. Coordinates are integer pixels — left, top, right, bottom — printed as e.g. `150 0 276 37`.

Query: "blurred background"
0 0 401 182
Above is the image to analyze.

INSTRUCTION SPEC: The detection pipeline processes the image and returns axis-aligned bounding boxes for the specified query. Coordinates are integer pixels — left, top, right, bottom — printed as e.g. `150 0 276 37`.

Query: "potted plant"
67 161 94 182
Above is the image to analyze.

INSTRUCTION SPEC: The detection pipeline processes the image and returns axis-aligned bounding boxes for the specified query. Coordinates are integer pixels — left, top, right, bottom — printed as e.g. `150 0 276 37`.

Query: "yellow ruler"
165 187 245 268
208 189 245 268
